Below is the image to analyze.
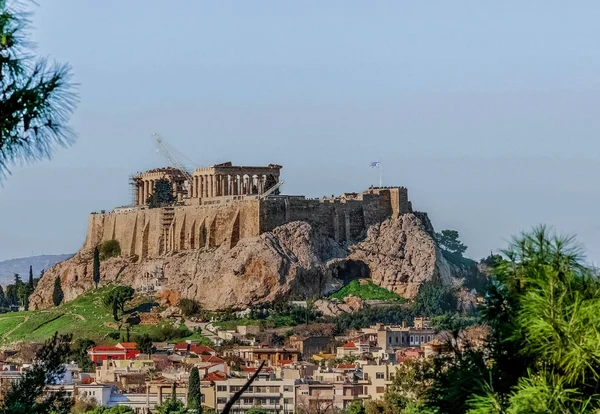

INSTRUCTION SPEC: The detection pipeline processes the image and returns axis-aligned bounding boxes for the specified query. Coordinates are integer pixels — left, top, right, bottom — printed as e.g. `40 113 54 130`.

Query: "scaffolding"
128 174 138 206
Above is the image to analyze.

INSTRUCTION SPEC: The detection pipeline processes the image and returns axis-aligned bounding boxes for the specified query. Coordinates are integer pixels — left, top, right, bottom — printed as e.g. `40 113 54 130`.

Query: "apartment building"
214 375 296 414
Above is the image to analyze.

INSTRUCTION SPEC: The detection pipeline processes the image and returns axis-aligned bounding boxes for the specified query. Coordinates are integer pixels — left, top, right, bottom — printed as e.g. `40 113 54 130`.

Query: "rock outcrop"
335 214 453 298
30 214 457 311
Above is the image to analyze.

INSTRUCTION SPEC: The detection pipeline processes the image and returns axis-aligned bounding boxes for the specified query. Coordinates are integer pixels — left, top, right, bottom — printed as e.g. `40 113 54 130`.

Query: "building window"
217 385 227 392
270 398 279 404
376 372 385 379
395 336 398 343
283 386 292 392
376 387 385 393
401 336 405 344
243 398 253 405
410 335 414 344
284 398 293 404
420 336 424 344
230 386 241 392
427 335 432 342
217 398 227 404
388 337 392 344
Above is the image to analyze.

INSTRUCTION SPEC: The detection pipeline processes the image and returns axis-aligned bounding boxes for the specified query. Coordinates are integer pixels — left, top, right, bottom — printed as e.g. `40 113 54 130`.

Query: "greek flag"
370 161 380 168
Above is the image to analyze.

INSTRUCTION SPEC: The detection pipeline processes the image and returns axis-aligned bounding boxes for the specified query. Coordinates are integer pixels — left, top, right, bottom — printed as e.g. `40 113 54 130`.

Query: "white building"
215 375 295 414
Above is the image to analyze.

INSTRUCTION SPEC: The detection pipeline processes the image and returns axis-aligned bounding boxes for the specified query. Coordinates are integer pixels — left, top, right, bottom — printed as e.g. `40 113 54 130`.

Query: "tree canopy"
0 332 73 413
435 230 467 258
0 0 77 177
103 285 135 321
425 226 600 413
147 178 176 208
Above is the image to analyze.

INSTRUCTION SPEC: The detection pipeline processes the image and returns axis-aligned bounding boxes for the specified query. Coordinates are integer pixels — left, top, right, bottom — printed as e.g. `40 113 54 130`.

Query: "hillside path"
2 316 29 340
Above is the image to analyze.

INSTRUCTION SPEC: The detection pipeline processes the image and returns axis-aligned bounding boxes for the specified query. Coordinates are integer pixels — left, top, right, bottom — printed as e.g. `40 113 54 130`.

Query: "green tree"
28 265 34 290
435 230 467 261
0 0 77 177
136 333 153 355
147 178 176 208
103 285 134 321
187 367 203 412
93 246 101 288
0 332 73 413
0 285 5 307
178 298 201 317
344 400 365 414
412 280 457 316
155 382 185 414
17 282 31 310
70 338 96 373
245 408 269 414
85 407 133 414
99 240 121 260
5 284 17 306
52 276 64 306
426 226 600 414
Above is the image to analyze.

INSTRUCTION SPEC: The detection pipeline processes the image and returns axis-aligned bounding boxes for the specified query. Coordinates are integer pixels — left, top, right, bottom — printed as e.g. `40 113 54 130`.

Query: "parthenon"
133 162 282 206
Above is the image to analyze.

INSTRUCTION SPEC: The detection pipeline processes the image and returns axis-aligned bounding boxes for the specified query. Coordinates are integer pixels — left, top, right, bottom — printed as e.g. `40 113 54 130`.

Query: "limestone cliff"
30 214 458 311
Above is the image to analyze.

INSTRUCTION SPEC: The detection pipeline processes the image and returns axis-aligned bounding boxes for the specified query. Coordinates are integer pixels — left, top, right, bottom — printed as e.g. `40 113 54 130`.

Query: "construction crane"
152 132 194 188
260 180 284 199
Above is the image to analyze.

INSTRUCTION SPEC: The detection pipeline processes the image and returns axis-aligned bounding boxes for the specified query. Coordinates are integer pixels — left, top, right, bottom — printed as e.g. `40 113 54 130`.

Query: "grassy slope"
329 279 405 301
0 287 210 346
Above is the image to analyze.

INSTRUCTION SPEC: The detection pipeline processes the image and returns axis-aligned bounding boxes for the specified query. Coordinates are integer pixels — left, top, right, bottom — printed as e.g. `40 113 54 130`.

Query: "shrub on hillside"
178 298 201 317
99 240 121 260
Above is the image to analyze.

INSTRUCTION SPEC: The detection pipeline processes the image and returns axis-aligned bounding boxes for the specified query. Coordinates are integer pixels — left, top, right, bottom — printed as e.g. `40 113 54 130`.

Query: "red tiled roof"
203 371 227 382
277 359 293 366
337 364 356 369
88 346 126 353
200 355 224 364
340 342 357 349
116 342 138 350
174 342 189 351
189 345 216 355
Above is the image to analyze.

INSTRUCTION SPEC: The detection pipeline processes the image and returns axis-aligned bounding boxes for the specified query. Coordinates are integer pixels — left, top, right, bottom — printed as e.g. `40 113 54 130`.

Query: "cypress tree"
52 276 64 307
28 265 34 290
93 246 101 288
0 285 5 307
187 367 203 412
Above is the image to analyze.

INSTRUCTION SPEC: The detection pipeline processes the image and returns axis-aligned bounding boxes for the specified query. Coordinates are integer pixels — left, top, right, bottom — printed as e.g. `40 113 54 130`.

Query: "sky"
1 1 599 263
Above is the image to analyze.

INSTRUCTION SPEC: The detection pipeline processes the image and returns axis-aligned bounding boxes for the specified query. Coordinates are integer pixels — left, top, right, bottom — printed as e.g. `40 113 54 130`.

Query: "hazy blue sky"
1 1 599 263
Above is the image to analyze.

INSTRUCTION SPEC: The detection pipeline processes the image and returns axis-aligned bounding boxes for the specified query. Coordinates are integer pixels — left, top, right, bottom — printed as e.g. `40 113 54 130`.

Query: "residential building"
95 359 155 384
222 346 300 367
361 363 398 401
288 335 331 359
88 342 140 364
214 375 295 414
296 381 368 411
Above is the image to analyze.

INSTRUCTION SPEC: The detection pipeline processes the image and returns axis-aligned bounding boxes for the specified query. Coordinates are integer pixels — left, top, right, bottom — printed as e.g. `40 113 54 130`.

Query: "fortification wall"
84 186 410 257
260 193 386 243
85 200 261 258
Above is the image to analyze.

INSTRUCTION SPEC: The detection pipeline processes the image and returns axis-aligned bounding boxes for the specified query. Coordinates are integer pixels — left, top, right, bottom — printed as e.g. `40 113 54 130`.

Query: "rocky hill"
30 213 474 311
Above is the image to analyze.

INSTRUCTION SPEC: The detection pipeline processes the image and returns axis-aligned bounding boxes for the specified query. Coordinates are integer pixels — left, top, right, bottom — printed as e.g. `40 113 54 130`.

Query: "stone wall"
85 200 261 258
85 186 410 258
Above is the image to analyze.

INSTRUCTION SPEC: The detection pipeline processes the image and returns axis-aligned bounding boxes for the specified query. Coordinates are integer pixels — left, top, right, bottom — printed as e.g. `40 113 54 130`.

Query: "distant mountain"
0 254 73 285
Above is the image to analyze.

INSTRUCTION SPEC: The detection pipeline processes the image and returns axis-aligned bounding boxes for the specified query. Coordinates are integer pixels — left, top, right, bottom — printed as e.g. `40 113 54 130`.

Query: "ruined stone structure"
88 163 411 259
133 162 282 206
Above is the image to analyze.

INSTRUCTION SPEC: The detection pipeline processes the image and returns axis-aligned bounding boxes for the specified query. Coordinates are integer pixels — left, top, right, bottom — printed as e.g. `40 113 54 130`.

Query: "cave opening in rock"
333 259 370 282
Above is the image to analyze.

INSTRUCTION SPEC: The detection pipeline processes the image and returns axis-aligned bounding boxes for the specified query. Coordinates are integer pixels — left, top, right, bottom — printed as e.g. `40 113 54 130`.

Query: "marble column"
142 180 149 204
